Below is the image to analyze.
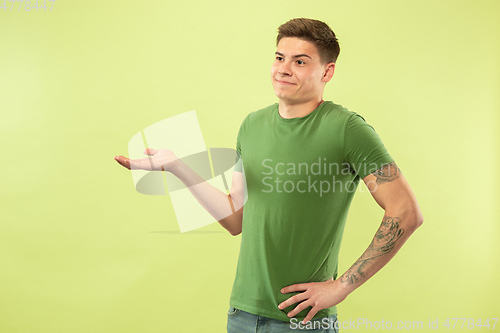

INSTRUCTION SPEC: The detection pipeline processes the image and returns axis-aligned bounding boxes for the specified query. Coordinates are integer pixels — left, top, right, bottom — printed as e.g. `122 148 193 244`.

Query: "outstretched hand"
278 277 349 325
114 148 179 172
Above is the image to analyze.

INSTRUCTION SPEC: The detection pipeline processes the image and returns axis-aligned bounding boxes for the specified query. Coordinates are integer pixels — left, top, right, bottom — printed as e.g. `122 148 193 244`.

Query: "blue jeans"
227 306 339 332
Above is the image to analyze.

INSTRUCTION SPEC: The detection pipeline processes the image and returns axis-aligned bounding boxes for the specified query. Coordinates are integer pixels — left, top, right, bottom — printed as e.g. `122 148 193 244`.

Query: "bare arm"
114 148 245 235
170 158 245 236
338 162 423 288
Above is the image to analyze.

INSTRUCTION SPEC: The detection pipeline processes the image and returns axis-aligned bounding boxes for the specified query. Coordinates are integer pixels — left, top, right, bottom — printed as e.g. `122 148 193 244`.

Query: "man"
115 18 423 333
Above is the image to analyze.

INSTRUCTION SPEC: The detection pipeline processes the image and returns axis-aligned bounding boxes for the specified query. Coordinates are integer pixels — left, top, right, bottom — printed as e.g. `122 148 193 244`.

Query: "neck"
278 98 325 119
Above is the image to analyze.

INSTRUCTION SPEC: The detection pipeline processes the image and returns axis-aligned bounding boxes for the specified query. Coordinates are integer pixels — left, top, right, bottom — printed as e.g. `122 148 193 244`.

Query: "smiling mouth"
275 79 296 85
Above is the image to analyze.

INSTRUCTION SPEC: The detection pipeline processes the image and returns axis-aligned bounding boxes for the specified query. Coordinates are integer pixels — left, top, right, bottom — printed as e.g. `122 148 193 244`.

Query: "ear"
322 62 335 83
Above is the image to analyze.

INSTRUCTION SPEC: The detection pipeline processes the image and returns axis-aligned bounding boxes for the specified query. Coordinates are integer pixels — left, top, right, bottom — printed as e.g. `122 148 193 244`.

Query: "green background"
1 0 498 332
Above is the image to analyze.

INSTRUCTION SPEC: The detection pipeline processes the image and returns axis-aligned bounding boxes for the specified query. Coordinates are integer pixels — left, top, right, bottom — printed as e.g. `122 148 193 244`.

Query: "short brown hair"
276 18 340 64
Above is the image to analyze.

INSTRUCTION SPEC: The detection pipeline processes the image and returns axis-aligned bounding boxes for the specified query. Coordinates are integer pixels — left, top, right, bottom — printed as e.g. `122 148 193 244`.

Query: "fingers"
114 156 131 170
278 292 308 310
114 152 159 171
144 148 159 155
281 283 307 294
285 299 313 319
301 307 320 325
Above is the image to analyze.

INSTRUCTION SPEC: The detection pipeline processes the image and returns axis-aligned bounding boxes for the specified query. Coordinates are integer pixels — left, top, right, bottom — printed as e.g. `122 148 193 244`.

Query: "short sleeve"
344 113 394 179
233 120 244 173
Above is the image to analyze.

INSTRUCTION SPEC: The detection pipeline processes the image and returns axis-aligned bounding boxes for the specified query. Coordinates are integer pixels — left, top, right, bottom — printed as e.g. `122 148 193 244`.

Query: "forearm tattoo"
371 162 400 184
340 216 405 285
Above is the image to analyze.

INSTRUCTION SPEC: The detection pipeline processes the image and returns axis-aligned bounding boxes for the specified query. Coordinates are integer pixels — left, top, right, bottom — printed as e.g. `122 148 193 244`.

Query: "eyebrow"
275 51 312 60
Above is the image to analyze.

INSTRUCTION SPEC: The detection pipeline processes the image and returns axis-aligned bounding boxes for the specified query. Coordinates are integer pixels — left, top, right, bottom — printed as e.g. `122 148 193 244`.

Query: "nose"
277 61 292 77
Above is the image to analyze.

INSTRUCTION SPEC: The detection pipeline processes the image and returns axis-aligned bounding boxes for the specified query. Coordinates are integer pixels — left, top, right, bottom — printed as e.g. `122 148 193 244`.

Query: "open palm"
114 148 179 172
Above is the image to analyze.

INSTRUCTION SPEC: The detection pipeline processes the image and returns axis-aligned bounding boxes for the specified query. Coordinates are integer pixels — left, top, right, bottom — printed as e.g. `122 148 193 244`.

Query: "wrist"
168 158 183 176
333 276 355 298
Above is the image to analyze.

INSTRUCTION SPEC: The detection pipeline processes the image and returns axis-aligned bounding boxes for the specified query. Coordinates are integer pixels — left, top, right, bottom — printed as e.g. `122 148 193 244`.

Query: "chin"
274 89 292 99
274 92 289 100
276 95 296 104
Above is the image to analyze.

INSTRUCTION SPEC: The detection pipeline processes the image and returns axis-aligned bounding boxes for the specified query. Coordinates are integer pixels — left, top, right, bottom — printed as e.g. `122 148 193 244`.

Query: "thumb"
144 148 158 155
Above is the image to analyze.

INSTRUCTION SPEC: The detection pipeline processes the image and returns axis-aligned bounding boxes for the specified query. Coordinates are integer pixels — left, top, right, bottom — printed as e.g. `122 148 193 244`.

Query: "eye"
297 60 305 65
276 56 283 61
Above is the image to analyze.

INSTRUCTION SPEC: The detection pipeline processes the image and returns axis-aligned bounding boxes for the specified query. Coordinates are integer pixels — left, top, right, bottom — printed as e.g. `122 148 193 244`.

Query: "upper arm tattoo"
371 161 400 184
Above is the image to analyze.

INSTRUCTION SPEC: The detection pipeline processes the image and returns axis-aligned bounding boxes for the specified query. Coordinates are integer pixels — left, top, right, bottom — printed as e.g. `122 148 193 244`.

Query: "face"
271 37 334 105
